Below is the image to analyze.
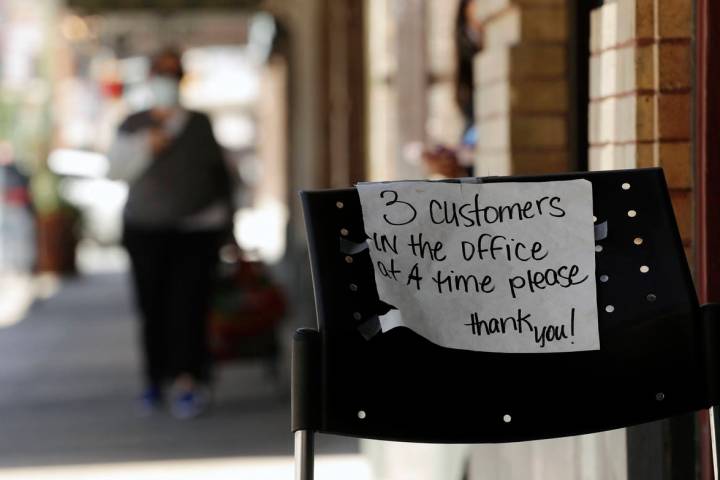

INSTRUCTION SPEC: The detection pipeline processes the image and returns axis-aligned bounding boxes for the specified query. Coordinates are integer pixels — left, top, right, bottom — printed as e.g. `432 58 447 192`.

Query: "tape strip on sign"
357 179 599 353
594 221 608 241
358 315 382 340
339 237 369 255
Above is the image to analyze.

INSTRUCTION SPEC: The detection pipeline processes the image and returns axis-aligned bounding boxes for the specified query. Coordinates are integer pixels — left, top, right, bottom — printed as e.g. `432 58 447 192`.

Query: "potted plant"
31 168 80 275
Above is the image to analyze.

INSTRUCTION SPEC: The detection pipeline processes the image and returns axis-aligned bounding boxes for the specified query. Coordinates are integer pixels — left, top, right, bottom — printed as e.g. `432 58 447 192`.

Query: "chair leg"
295 429 315 480
711 407 719 480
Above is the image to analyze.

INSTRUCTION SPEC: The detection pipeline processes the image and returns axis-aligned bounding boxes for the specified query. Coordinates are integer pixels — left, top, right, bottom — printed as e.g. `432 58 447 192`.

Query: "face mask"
148 76 180 108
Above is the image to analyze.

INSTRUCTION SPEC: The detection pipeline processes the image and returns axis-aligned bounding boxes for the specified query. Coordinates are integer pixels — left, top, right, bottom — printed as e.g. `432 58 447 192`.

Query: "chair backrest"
294 168 718 444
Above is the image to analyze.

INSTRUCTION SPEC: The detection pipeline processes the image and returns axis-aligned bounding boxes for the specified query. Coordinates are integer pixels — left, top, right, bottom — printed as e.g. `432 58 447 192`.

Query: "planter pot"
36 210 78 275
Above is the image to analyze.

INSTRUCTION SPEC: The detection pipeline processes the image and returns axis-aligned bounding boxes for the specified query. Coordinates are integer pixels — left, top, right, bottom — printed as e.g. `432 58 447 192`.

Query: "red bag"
208 255 286 362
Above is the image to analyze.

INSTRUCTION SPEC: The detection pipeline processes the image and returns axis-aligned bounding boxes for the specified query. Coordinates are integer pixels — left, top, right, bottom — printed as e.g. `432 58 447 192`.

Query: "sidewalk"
0 272 358 470
0 273 42 329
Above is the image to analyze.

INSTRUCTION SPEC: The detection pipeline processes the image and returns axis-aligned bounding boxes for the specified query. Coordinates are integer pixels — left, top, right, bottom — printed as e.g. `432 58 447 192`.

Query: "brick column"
588 0 692 261
426 0 465 146
473 0 569 176
589 2 696 478
653 0 692 261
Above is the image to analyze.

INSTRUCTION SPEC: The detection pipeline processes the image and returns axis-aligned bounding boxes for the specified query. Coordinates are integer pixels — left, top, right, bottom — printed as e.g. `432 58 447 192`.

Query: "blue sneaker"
170 388 210 420
137 386 163 416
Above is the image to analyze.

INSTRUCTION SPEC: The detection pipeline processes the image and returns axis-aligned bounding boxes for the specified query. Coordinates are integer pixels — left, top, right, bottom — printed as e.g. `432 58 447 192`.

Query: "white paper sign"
357 179 599 353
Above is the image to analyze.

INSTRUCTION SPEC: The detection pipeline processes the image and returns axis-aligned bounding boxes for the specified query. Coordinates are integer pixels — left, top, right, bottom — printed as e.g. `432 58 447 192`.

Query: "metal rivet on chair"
647 293 657 302
345 255 353 264
349 283 358 292
357 410 366 419
340 228 349 236
503 414 512 423
656 392 665 401
352 312 362 321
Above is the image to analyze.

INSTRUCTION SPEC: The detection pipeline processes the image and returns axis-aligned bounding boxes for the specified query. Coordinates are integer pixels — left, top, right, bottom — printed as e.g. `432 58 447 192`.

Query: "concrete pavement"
0 272 357 468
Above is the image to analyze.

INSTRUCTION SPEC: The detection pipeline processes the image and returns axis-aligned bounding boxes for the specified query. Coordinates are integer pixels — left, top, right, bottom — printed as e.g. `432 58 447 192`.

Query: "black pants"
123 226 222 387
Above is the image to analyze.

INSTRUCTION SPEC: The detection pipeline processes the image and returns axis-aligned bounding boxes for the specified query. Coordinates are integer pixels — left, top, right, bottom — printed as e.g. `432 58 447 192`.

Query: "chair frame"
293 168 720 480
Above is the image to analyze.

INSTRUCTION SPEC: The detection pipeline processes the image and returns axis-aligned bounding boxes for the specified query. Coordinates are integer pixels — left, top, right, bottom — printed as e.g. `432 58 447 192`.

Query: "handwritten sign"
357 180 599 353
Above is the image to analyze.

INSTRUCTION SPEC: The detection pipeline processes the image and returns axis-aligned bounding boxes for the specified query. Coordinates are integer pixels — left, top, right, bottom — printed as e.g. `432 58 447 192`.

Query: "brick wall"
426 0 465 146
589 0 693 261
366 0 466 181
473 0 569 176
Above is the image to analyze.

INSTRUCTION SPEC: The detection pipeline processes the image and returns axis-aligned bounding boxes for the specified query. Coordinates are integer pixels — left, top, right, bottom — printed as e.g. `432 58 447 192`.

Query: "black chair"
293 168 720 480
